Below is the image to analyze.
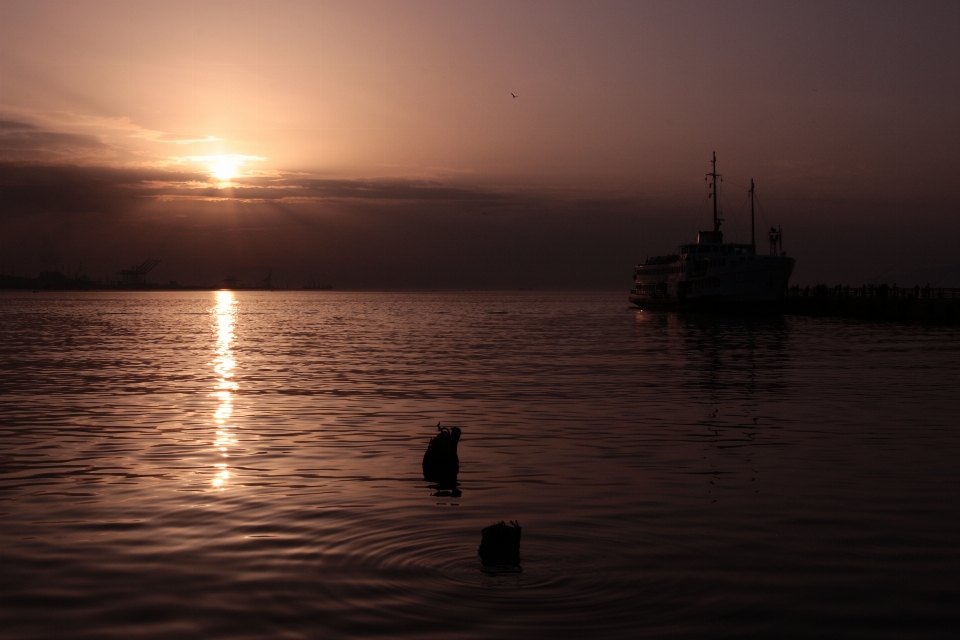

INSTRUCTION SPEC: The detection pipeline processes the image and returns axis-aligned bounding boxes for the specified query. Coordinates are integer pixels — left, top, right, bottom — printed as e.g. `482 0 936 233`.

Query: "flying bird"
511 93 518 98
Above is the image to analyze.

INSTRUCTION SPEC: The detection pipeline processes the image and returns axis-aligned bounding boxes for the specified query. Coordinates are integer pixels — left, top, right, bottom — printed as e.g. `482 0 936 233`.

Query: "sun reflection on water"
211 290 238 490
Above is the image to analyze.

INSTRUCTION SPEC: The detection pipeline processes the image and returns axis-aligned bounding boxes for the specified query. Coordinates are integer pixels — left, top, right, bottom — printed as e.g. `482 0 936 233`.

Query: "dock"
784 285 960 324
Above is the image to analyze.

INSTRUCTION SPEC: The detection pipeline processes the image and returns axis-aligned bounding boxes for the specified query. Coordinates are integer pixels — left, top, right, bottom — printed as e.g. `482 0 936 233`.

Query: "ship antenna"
750 178 756 252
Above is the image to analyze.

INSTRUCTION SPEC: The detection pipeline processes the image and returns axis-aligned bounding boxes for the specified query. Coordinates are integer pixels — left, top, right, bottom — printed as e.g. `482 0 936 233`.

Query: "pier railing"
783 284 960 324
785 284 960 300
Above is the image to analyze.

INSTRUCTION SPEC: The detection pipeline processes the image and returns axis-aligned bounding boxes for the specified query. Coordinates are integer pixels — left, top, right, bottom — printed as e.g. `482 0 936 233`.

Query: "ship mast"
708 151 722 233
750 178 756 251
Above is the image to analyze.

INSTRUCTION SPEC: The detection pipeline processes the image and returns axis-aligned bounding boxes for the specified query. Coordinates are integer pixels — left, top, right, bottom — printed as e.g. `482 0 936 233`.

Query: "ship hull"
629 295 788 310
630 256 795 309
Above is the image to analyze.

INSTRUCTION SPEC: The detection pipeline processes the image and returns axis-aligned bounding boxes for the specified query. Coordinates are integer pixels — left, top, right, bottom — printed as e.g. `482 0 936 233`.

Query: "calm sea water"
1 291 958 639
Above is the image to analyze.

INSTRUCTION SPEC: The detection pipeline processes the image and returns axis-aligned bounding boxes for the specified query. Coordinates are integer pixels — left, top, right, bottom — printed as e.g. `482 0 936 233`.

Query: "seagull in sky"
511 93 518 98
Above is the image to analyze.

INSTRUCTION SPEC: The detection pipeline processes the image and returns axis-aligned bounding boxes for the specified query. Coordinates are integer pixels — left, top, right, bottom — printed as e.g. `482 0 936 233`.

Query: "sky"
2 0 959 288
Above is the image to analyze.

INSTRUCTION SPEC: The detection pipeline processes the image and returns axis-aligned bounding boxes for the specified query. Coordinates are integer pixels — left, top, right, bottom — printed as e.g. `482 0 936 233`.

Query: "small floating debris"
478 520 522 567
422 423 461 488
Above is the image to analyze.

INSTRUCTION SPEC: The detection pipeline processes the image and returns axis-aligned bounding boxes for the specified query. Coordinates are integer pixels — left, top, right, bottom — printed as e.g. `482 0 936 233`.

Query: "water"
1 291 958 639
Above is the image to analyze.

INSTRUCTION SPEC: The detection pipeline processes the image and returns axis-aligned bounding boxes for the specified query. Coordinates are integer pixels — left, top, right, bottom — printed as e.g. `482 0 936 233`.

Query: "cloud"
0 156 665 289
63 114 219 146
0 151 521 214
142 134 224 145
0 120 592 213
0 105 223 160
0 119 113 163
0 120 37 131
213 175 512 205
0 161 205 217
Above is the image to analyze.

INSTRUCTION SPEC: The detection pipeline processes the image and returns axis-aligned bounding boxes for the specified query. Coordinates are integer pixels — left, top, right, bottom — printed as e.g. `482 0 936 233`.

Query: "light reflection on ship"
211 290 238 490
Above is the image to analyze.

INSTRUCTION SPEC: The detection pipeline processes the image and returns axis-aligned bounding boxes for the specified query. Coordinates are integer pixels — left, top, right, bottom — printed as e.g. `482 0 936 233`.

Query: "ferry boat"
629 153 795 308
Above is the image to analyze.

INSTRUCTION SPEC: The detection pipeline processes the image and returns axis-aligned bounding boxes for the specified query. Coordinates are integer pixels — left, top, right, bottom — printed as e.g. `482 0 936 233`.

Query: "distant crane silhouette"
511 93 518 98
117 259 159 286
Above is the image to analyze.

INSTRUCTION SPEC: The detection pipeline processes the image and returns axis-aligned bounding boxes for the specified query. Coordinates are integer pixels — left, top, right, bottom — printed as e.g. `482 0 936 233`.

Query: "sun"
186 153 264 183
210 157 238 182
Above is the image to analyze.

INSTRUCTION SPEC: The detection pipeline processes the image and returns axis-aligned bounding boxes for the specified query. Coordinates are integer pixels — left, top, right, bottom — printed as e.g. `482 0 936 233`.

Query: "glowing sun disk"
211 158 238 181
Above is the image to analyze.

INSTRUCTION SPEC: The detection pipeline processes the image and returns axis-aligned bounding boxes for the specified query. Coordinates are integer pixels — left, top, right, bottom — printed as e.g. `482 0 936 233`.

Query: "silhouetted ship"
630 153 795 308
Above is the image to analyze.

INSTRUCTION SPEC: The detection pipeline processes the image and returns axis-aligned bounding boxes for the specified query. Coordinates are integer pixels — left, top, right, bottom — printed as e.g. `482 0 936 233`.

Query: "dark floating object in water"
478 520 522 567
422 423 461 487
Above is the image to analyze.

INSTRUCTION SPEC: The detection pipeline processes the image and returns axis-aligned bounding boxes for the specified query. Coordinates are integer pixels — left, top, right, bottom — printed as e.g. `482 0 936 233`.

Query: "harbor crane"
117 259 160 285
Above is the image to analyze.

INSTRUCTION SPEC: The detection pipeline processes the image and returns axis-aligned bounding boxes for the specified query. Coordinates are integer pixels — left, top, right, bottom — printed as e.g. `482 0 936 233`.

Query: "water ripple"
2 291 959 638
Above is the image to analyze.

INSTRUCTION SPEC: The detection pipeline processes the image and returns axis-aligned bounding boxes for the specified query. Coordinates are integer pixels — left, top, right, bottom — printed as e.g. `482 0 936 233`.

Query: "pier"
784 284 960 324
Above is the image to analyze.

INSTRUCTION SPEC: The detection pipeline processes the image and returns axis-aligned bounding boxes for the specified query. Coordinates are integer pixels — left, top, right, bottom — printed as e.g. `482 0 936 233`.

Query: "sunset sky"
2 0 959 287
